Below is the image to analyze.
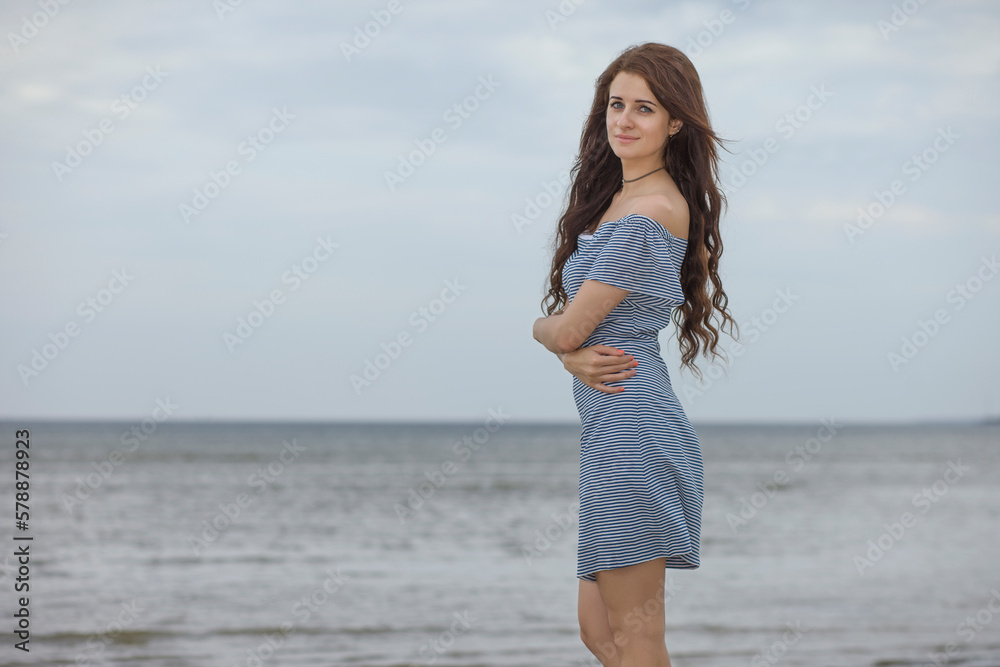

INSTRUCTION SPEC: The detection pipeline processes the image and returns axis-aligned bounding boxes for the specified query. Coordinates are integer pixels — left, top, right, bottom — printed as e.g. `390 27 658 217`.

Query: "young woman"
532 43 736 667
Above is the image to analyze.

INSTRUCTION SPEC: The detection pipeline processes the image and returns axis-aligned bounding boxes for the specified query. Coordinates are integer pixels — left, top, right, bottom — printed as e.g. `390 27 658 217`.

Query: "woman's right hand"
558 345 637 394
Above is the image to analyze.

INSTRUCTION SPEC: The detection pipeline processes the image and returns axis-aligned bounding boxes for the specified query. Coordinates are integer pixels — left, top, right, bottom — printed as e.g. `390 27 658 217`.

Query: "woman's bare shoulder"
629 193 690 240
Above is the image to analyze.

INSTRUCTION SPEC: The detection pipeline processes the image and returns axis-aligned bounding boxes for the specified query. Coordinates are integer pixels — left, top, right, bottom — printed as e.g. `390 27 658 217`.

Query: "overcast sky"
1 0 997 424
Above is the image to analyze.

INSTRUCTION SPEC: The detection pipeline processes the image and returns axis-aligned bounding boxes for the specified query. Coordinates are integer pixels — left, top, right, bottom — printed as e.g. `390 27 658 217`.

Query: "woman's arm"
532 279 629 355
532 313 568 355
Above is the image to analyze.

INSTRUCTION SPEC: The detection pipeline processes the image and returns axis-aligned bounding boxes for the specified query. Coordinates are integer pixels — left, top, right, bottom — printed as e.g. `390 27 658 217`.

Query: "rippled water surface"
1 420 997 666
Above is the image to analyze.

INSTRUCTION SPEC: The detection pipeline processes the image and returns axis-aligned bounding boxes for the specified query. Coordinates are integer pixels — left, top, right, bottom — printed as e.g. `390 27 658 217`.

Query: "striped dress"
562 213 703 582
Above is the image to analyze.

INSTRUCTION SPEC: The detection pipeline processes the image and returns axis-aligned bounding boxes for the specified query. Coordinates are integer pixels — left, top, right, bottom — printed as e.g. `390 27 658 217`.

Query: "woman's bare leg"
594 557 671 667
578 578 621 666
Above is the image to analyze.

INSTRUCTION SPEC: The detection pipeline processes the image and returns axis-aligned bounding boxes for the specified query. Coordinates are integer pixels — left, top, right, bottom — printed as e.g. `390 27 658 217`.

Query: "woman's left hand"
558 345 637 394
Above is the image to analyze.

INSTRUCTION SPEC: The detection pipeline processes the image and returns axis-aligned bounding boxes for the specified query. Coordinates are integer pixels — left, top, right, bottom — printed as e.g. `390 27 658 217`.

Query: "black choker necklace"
622 166 665 186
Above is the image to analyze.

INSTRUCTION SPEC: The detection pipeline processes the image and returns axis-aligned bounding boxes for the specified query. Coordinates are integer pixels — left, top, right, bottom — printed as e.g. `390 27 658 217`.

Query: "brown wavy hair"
540 42 738 380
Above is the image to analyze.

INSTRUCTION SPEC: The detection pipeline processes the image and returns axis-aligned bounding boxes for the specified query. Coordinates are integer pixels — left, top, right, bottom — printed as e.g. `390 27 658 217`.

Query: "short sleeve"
585 214 686 303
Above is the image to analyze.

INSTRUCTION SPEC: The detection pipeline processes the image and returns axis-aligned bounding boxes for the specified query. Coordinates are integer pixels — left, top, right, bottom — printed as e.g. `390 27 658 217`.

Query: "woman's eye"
609 101 652 113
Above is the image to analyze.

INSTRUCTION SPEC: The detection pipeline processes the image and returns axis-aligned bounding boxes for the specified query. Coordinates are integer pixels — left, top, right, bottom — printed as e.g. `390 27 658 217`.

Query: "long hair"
540 42 738 380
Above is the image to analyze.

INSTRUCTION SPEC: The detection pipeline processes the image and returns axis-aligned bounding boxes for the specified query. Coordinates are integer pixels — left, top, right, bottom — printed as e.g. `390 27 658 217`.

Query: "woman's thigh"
579 577 612 630
594 557 667 637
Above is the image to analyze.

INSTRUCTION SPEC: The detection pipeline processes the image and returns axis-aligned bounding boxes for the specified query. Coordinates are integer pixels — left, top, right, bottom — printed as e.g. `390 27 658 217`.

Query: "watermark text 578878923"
12 428 33 652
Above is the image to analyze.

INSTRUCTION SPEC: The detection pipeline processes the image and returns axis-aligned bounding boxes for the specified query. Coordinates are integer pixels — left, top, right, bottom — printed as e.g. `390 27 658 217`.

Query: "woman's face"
605 71 680 161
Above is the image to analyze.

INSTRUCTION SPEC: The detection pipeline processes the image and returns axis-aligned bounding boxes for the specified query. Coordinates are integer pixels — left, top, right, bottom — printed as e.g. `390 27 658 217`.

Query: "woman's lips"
615 134 638 143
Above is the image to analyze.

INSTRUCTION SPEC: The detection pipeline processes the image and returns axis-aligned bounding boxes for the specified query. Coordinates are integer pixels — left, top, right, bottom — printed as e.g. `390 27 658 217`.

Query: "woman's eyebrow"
609 95 657 106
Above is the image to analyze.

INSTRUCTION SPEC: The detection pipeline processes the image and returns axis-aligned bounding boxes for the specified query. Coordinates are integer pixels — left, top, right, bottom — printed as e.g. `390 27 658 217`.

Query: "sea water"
0 419 997 666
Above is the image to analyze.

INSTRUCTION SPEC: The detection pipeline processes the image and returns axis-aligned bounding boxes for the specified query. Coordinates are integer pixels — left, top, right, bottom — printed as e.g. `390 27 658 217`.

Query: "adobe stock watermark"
927 588 1000 666
576 576 683 667
384 75 501 192
61 397 179 514
231 564 351 667
189 438 307 555
416 610 476 665
223 235 340 353
52 65 168 182
7 0 73 55
750 620 809 667
683 0 752 58
843 126 958 243
681 287 796 403
74 598 147 667
213 0 246 21
876 0 931 41
545 0 586 30
853 459 971 575
511 169 570 235
340 0 412 61
16 268 135 387
178 106 295 223
726 418 843 533
887 254 997 372
393 407 509 523
350 278 467 395
724 84 833 194
521 499 578 565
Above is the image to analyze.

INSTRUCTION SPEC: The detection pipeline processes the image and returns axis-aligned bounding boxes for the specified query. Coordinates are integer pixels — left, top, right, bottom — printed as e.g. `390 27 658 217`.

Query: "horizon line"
0 417 998 427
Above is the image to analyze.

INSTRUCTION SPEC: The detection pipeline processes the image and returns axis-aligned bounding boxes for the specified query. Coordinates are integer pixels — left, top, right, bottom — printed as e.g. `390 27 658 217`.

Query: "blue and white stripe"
561 213 703 581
